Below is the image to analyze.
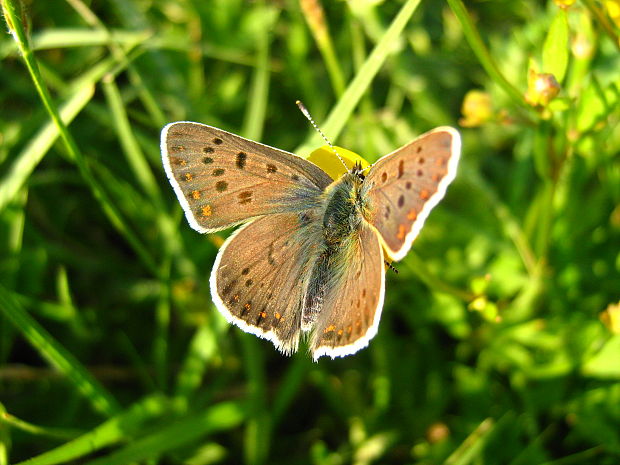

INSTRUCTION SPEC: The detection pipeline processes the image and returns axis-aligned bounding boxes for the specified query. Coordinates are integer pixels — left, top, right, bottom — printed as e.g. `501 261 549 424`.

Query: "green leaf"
542 10 569 83
582 335 620 379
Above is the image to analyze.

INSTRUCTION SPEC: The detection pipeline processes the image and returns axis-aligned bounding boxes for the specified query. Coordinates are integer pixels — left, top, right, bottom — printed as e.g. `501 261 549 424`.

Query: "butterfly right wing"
210 211 324 354
364 127 461 261
161 122 333 233
308 222 385 360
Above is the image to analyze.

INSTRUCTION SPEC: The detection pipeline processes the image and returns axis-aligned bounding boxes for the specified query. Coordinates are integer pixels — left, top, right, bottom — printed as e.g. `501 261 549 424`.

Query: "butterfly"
161 121 460 360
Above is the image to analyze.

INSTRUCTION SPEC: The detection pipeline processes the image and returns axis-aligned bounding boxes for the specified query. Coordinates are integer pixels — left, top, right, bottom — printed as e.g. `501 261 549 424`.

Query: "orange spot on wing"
275 312 281 320
323 324 336 333
192 190 201 199
184 173 193 181
407 209 417 220
244 303 251 311
397 224 407 240
201 205 212 217
420 189 430 200
259 311 267 318
337 329 343 336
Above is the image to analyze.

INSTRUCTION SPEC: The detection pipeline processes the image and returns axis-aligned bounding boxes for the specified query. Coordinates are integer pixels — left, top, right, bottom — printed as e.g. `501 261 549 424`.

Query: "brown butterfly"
161 122 461 360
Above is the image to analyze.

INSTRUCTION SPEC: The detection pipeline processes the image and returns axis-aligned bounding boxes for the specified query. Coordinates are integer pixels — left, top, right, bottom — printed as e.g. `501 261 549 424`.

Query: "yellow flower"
600 301 620 334
553 0 576 9
459 90 493 127
605 1 620 28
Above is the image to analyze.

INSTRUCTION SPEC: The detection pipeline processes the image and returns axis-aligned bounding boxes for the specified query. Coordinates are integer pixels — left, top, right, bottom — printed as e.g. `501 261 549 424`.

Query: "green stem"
66 0 166 126
446 0 533 112
241 337 270 465
242 3 277 141
405 252 475 301
582 0 620 52
0 411 81 440
461 166 538 277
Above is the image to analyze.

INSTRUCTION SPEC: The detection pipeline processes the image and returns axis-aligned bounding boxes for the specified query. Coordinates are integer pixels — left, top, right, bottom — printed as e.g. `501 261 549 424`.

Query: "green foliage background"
1 0 619 463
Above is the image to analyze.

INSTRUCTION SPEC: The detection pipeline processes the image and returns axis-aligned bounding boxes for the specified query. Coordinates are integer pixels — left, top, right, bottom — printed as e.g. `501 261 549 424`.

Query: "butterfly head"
350 160 366 180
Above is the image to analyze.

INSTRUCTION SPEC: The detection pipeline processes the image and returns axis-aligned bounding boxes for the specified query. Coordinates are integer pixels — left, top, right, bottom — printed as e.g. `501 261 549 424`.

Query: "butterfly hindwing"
309 223 385 360
364 127 461 261
211 211 324 354
161 122 333 232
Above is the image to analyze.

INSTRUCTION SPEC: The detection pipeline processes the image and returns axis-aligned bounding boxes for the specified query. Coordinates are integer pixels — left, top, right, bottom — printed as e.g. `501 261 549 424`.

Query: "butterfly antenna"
296 100 348 171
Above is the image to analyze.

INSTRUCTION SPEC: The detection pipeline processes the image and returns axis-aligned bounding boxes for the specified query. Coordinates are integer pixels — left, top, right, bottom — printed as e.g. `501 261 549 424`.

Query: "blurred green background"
1 0 619 463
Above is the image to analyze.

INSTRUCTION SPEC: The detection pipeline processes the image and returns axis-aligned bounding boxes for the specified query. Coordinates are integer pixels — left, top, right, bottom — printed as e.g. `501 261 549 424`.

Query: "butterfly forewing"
310 223 385 360
365 127 461 261
162 122 333 232
211 212 324 354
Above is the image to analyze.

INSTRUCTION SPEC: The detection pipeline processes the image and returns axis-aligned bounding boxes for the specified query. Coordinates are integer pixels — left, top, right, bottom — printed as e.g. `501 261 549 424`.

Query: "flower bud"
525 71 561 107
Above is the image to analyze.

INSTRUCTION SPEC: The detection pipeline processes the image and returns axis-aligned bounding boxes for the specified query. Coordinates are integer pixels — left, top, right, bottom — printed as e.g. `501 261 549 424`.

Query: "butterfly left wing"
211 211 324 355
308 223 385 360
364 127 461 261
161 122 333 233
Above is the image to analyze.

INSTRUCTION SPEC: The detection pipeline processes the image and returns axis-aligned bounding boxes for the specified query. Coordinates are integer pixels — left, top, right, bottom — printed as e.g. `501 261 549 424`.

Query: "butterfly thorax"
321 172 367 246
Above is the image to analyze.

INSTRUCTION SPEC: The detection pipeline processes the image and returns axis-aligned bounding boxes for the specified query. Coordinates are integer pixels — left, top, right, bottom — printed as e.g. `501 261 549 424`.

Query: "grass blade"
296 0 423 156
83 401 244 465
242 3 278 141
1 0 160 276
0 284 120 416
14 395 170 465
0 84 94 212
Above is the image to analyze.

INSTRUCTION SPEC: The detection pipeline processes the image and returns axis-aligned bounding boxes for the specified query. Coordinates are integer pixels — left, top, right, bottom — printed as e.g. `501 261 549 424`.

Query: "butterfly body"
301 171 367 328
161 121 460 359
